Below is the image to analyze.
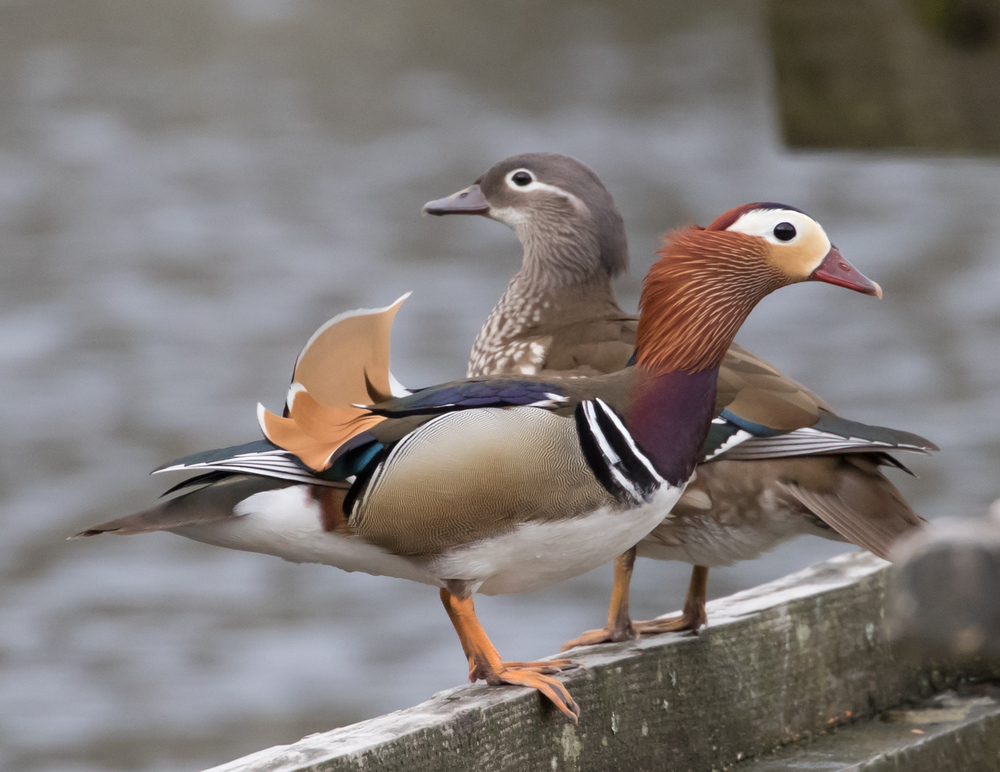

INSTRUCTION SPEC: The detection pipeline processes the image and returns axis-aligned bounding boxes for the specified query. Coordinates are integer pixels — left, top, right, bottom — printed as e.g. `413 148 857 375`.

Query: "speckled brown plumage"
642 455 921 566
468 280 635 378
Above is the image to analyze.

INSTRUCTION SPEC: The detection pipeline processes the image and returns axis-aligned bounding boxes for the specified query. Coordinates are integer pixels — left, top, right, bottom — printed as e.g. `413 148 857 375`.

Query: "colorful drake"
75 203 880 720
424 153 935 650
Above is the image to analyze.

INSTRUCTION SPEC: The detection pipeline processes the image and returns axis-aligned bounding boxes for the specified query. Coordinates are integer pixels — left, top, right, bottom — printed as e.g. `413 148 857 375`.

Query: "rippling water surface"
1 2 998 770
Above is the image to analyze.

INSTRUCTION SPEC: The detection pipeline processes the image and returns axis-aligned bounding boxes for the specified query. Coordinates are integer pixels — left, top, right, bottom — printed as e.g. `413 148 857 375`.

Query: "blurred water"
0 1 997 770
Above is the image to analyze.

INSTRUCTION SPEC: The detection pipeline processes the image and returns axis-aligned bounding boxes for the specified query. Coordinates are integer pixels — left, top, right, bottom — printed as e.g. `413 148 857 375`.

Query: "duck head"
423 153 628 284
637 203 881 374
705 202 882 298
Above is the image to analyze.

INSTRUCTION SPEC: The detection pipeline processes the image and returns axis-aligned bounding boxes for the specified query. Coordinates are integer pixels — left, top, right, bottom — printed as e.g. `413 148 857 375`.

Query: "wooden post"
204 552 1000 772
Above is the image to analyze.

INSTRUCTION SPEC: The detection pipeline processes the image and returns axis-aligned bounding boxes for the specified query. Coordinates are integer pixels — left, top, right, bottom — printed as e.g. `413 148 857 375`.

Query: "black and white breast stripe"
575 398 666 506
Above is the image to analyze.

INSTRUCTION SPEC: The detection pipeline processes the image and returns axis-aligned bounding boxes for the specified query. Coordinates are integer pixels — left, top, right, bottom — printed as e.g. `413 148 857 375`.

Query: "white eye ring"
506 169 535 188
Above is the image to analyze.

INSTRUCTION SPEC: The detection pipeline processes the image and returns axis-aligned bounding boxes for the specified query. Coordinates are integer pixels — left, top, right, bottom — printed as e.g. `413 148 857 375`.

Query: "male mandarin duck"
75 199 881 720
424 153 936 650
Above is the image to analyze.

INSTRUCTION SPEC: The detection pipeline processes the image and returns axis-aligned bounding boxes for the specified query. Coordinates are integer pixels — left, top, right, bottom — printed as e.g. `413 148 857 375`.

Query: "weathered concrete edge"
737 691 1000 770
862 710 1000 772
205 551 895 772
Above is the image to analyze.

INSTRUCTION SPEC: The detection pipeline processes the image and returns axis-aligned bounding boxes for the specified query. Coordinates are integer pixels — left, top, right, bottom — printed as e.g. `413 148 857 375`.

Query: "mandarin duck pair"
75 154 935 721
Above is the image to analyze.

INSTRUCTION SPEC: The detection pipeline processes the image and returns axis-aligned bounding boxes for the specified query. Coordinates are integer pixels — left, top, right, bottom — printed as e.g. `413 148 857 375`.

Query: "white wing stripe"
719 439 929 460
155 456 306 474
163 463 340 487
704 428 754 461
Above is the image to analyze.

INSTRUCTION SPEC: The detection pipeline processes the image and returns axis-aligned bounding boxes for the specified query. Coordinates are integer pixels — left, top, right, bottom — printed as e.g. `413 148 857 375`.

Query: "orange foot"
633 565 710 635
481 666 581 721
561 548 641 652
559 623 637 652
633 605 707 635
467 658 577 680
566 563 710 644
500 659 578 675
441 589 581 721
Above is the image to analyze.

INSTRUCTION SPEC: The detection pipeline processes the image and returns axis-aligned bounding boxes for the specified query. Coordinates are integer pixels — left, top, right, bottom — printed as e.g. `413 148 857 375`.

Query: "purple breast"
626 368 718 486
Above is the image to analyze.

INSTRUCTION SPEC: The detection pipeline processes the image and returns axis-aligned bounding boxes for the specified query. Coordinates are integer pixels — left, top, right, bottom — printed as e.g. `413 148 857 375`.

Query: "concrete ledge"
739 686 1000 771
889 513 1000 661
206 552 999 772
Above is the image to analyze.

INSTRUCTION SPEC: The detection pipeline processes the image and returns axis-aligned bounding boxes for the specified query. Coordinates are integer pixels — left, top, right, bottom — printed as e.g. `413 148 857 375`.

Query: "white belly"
435 483 684 596
172 485 438 587
169 479 690 596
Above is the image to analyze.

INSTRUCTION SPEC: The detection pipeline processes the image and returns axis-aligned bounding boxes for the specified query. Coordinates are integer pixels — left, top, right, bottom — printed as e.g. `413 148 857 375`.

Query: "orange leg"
439 589 580 721
561 547 640 651
633 565 709 634
562 559 709 651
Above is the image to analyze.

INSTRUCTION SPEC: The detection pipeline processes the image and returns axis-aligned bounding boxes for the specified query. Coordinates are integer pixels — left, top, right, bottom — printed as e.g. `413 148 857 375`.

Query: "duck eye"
511 171 533 187
773 222 796 241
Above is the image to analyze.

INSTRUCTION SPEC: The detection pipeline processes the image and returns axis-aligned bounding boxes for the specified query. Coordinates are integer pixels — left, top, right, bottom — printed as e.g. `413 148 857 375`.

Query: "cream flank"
168 473 685 598
433 482 685 596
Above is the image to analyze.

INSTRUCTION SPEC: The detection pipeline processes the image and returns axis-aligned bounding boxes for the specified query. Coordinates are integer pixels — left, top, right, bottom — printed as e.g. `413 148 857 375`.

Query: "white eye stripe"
726 208 830 250
503 169 588 212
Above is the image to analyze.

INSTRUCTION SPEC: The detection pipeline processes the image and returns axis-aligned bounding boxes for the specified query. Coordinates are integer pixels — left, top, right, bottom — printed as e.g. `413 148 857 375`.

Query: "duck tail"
779 455 924 560
70 476 297 538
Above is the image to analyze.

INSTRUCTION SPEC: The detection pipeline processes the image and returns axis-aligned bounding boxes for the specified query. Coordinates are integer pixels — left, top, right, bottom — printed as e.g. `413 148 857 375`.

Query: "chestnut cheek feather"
808 247 883 298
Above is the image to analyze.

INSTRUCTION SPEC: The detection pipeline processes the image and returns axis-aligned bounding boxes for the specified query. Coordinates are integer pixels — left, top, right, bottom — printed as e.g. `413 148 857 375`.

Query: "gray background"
0 1 994 770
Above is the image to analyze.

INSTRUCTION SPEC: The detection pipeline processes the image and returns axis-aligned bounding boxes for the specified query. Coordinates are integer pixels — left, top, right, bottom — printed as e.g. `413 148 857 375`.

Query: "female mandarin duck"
75 200 880 720
424 153 936 650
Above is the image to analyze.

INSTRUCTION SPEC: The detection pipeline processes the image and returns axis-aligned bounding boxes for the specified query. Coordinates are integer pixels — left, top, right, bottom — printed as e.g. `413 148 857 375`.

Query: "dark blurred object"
913 0 1000 50
888 502 1000 661
768 0 1000 153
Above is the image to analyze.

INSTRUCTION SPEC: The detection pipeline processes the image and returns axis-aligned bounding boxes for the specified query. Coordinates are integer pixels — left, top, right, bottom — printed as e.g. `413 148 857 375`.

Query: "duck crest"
636 226 785 374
